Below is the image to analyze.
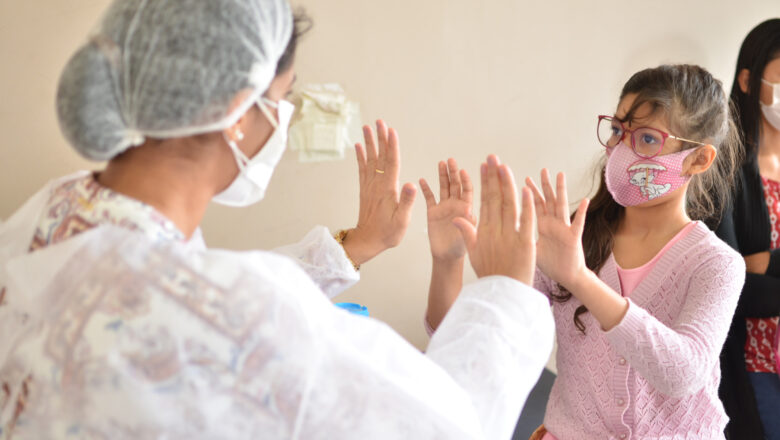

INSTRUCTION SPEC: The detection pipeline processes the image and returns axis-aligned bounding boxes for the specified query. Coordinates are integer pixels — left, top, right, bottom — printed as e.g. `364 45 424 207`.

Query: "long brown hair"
553 64 743 333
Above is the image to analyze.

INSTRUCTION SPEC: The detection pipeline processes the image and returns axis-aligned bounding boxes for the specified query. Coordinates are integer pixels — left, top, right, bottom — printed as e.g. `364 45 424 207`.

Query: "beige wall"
1 1 777 359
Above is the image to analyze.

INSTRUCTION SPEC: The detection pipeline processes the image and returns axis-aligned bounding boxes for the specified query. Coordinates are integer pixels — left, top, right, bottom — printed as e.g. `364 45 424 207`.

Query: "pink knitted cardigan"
536 222 745 440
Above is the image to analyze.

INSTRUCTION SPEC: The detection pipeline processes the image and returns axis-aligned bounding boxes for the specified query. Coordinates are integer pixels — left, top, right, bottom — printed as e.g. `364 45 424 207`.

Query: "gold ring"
375 169 385 174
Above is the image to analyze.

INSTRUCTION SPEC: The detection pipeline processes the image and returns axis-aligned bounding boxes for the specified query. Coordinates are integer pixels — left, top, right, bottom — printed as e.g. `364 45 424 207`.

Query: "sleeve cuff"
604 298 645 344
451 276 552 334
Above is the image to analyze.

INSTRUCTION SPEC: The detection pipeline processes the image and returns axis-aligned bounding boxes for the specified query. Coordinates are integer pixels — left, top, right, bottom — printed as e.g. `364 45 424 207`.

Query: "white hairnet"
56 0 294 161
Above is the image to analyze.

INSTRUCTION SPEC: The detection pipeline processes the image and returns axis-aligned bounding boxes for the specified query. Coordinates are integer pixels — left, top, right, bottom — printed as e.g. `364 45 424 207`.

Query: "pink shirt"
615 221 697 297
535 221 744 440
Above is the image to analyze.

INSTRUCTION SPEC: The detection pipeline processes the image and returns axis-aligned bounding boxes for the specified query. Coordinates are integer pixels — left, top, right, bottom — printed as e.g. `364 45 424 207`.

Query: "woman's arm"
274 121 416 298
714 175 780 318
298 155 552 439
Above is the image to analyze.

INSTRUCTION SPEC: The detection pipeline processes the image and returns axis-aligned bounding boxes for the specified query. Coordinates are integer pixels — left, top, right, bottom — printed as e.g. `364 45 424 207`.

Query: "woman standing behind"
716 18 780 440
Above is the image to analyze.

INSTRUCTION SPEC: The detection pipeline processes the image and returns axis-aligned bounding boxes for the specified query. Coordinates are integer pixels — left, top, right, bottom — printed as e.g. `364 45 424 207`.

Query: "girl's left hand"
526 169 590 291
341 120 417 265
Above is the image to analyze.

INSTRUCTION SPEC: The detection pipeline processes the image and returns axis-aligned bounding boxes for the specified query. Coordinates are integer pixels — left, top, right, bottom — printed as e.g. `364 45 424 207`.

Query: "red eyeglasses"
597 115 706 158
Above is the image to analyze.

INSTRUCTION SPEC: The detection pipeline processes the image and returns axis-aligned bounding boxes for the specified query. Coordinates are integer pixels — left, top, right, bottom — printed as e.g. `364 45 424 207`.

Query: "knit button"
617 398 625 406
619 435 626 439
619 358 626 365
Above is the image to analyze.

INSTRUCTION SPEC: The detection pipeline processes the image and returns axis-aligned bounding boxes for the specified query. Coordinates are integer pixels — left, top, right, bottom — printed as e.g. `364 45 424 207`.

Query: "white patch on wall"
288 84 362 162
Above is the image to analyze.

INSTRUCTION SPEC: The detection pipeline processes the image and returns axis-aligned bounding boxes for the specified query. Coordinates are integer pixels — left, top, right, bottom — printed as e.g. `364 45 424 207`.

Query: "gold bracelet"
334 229 360 272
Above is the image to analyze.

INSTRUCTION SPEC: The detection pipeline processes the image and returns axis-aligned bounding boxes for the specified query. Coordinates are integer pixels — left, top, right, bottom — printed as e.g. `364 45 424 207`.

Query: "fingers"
541 169 557 217
499 164 519 235
363 125 378 168
355 143 367 184
385 126 401 181
556 172 570 224
479 163 488 226
438 161 450 200
376 120 389 172
486 155 502 226
448 158 462 199
525 176 547 216
460 169 474 205
419 178 436 209
518 187 536 244
572 198 590 237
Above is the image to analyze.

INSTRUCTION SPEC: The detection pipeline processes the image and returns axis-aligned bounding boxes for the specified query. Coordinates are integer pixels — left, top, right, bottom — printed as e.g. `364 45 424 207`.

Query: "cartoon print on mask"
628 162 672 200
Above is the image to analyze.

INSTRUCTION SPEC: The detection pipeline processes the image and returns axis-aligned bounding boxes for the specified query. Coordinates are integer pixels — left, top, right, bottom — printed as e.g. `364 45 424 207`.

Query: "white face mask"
213 97 295 207
761 78 780 131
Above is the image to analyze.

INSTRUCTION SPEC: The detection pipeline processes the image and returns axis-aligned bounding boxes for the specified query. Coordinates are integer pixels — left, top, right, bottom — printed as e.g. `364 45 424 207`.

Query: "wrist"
432 255 465 268
341 227 382 266
564 266 595 294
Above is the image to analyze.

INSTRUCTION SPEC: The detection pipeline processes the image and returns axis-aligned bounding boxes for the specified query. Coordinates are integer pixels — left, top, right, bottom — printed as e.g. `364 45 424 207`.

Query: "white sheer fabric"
0 176 554 439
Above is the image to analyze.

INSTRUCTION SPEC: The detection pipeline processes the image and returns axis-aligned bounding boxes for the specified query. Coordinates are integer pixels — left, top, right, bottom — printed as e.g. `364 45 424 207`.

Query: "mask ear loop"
257 98 280 130
222 131 251 173
222 98 279 173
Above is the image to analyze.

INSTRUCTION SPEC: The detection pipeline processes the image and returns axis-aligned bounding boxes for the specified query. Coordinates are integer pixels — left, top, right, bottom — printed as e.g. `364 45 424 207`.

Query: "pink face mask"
605 142 696 207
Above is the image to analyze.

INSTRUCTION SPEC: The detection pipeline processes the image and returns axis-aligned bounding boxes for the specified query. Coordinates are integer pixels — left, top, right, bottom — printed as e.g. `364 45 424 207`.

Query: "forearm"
603 254 743 398
737 273 780 318
569 269 629 331
744 251 770 274
426 258 465 331
427 276 555 440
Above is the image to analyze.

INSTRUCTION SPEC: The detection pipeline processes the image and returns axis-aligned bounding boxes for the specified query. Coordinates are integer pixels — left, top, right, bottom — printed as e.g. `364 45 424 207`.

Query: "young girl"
423 64 745 439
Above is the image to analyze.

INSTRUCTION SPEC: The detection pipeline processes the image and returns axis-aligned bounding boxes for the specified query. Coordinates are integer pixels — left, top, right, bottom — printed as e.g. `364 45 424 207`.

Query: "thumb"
572 198 590 236
398 183 417 215
394 183 417 228
452 217 478 253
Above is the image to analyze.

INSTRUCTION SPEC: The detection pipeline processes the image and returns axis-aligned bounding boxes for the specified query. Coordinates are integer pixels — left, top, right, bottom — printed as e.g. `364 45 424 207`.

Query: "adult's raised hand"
341 120 417 265
453 155 536 286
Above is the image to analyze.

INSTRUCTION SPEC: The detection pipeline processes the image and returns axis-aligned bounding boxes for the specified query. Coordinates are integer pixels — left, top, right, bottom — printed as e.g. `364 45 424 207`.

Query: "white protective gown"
0 172 554 440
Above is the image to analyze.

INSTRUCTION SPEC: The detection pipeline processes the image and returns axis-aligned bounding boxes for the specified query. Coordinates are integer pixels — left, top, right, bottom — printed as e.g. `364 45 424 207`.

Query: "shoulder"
688 222 746 275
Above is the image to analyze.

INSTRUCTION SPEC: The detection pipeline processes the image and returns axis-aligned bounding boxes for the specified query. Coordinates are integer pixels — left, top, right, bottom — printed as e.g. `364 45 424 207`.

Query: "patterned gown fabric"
0 172 554 439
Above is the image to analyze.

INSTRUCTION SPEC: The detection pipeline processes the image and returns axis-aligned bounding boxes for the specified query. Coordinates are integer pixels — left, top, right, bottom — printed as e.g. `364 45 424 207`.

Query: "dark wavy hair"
276 9 312 75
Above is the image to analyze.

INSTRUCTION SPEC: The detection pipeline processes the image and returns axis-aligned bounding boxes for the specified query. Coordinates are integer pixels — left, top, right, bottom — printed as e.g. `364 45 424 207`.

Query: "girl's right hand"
420 158 475 262
526 169 590 291
453 155 536 286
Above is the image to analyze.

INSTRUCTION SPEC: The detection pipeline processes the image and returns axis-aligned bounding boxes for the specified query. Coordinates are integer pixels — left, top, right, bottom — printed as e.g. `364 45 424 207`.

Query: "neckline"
603 221 708 302
761 175 780 186
85 174 187 242
615 221 697 272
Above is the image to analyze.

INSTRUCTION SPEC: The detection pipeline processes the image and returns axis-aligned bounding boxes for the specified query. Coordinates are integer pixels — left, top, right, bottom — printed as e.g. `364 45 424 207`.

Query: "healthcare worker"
0 0 553 439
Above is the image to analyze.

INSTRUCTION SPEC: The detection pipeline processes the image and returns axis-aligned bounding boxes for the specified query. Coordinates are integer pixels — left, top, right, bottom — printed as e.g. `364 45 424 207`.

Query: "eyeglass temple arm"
668 134 707 146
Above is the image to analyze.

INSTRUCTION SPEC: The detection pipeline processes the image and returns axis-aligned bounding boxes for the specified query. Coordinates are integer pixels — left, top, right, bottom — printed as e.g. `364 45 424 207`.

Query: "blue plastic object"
334 302 369 317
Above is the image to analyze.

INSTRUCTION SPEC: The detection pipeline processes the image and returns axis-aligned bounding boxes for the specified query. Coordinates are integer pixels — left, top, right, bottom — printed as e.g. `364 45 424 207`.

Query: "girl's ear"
684 145 717 176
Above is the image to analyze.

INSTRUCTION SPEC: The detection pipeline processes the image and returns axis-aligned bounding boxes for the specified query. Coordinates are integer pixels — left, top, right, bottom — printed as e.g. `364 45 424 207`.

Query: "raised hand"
453 155 536 286
341 120 417 265
525 169 590 290
420 159 475 262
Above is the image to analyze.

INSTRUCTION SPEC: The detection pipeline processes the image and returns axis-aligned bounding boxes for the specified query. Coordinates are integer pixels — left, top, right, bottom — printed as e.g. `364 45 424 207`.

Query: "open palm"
420 159 475 261
526 169 590 289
